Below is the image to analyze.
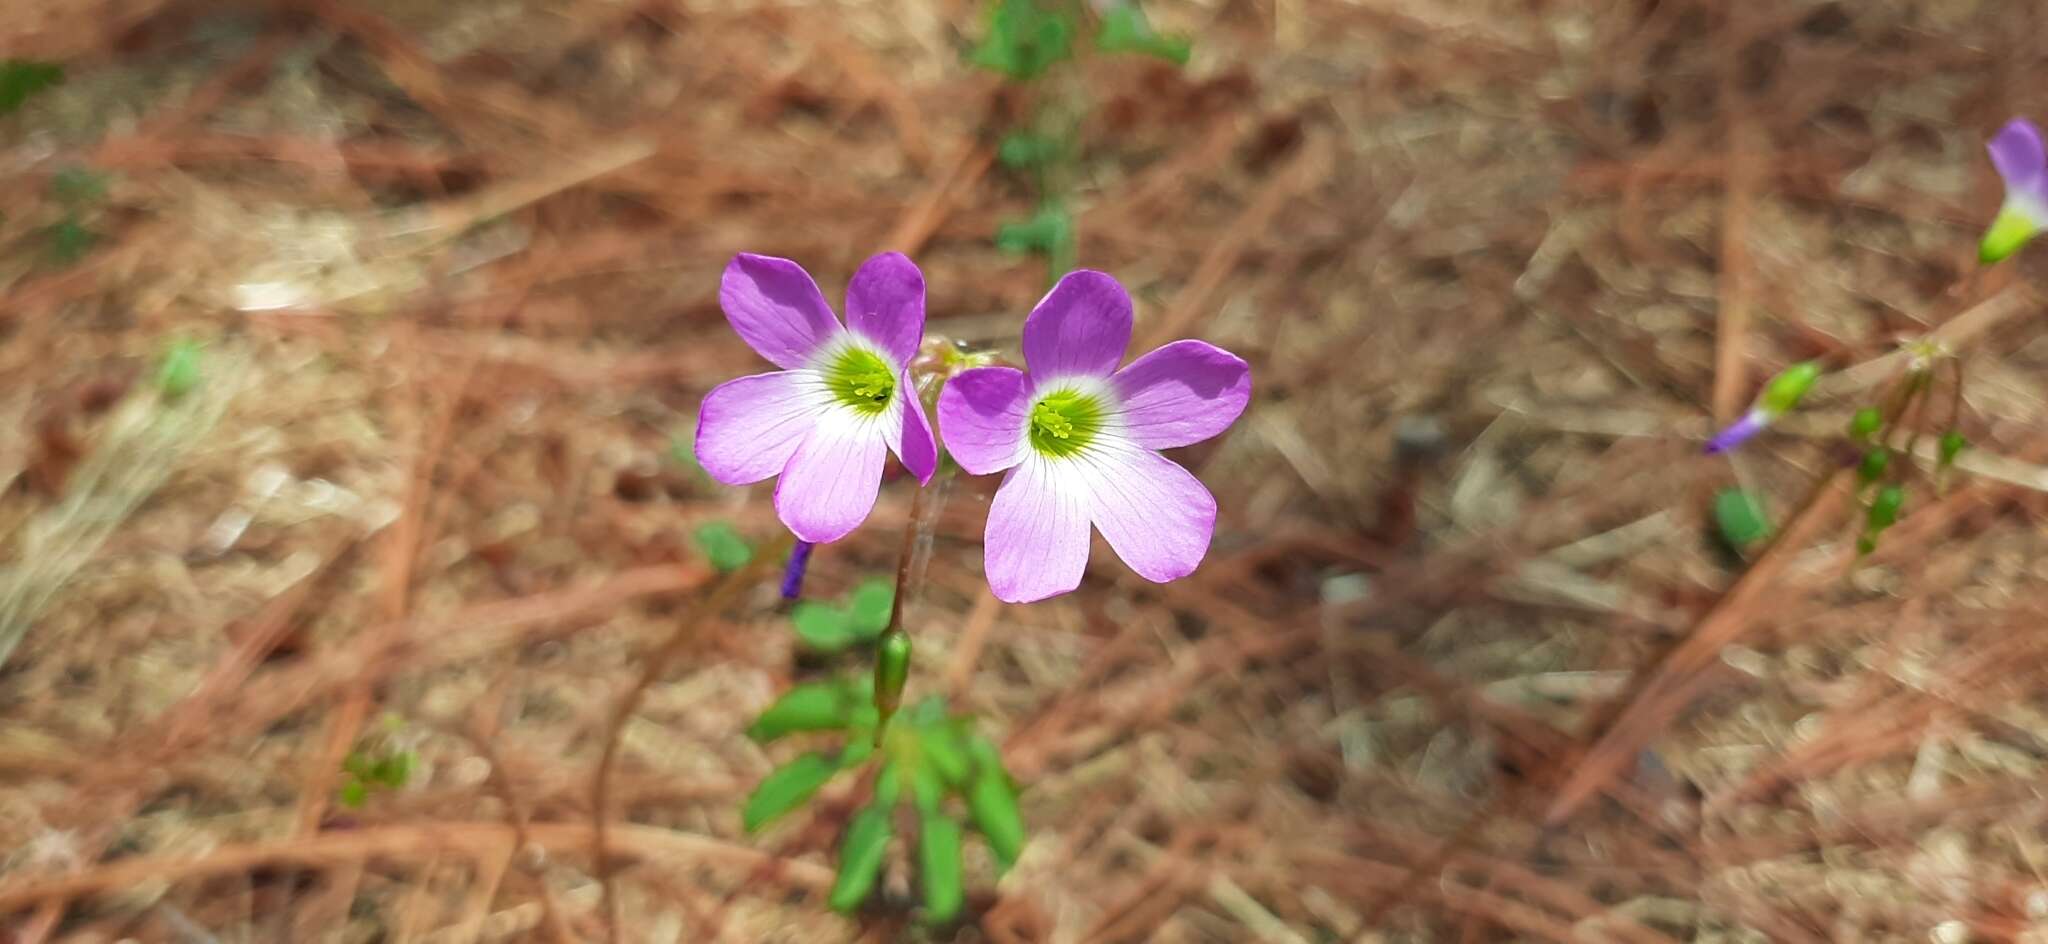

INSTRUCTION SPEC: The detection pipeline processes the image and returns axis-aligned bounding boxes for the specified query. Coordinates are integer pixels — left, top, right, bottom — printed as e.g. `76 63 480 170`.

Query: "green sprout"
0 60 62 115
40 166 111 267
969 0 1075 80
791 579 895 652
337 721 417 809
1712 488 1771 555
156 339 204 402
1094 1 1192 64
744 679 1025 923
693 521 754 572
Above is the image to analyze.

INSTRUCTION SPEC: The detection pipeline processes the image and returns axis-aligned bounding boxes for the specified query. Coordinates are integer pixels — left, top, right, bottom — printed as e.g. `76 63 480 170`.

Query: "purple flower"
779 540 815 600
1983 118 2048 263
696 253 938 543
938 271 1250 603
1703 410 1767 455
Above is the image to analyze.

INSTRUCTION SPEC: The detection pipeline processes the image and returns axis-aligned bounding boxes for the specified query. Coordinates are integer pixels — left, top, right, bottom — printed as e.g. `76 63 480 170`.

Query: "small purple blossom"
1703 409 1767 455
779 540 815 600
1983 118 2048 263
696 253 938 544
938 271 1251 603
1703 361 1821 455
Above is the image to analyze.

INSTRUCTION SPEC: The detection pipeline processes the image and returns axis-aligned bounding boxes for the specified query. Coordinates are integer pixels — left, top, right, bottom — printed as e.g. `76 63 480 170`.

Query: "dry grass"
5 0 2048 941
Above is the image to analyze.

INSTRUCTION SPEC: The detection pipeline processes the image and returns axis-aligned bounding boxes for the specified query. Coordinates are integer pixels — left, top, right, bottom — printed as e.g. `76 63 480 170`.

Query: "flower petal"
721 254 845 369
1022 269 1133 380
1704 409 1768 455
1990 119 2047 199
696 370 826 485
982 457 1092 603
936 366 1032 475
1081 446 1216 584
775 413 890 543
1109 339 1251 450
844 252 925 365
892 369 939 484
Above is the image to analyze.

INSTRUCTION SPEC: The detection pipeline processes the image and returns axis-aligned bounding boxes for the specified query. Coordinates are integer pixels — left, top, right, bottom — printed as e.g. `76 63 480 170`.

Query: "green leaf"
918 812 966 923
1095 3 1192 64
0 60 63 114
44 217 95 265
791 602 857 651
828 805 894 913
848 700 881 741
1939 430 1968 466
874 759 904 809
748 681 855 742
838 737 876 770
1713 489 1771 550
156 340 203 401
848 580 894 637
967 770 1025 871
998 132 1059 170
692 521 753 572
969 0 1074 80
743 752 840 833
995 206 1073 256
1867 484 1905 531
338 779 369 808
909 762 945 815
372 752 414 788
49 166 107 206
921 723 972 787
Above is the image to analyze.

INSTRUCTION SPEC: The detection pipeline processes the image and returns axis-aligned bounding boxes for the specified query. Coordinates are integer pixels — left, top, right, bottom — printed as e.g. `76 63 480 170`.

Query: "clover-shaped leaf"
693 521 753 572
1096 2 1192 65
1713 488 1771 553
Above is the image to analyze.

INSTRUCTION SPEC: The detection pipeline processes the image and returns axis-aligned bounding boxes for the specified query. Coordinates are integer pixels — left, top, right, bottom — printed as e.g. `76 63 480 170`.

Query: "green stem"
872 483 928 741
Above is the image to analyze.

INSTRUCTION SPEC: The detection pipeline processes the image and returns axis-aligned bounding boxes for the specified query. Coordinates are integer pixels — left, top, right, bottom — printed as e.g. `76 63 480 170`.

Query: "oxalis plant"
686 252 1250 923
971 0 1191 281
1707 118 2045 560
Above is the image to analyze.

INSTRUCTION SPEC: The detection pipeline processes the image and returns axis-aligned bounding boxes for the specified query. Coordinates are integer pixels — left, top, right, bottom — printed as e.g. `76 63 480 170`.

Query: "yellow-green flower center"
1028 389 1104 458
824 347 897 415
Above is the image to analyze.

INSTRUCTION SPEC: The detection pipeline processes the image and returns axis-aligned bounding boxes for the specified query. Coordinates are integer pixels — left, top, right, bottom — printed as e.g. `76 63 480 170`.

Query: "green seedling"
790 579 894 652
693 521 753 572
0 60 62 114
743 680 1025 923
1095 1 1192 64
1713 488 1771 555
156 339 204 402
969 0 1075 80
338 745 416 808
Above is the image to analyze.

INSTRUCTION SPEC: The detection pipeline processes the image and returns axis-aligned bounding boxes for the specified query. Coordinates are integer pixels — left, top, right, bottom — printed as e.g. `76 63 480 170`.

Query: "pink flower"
696 253 938 543
938 271 1250 603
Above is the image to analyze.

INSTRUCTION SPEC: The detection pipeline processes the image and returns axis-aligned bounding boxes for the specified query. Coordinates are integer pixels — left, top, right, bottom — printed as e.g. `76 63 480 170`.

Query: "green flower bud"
1857 448 1889 484
1867 485 1905 532
1848 407 1882 441
1938 430 1967 466
873 630 911 737
1759 361 1823 416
